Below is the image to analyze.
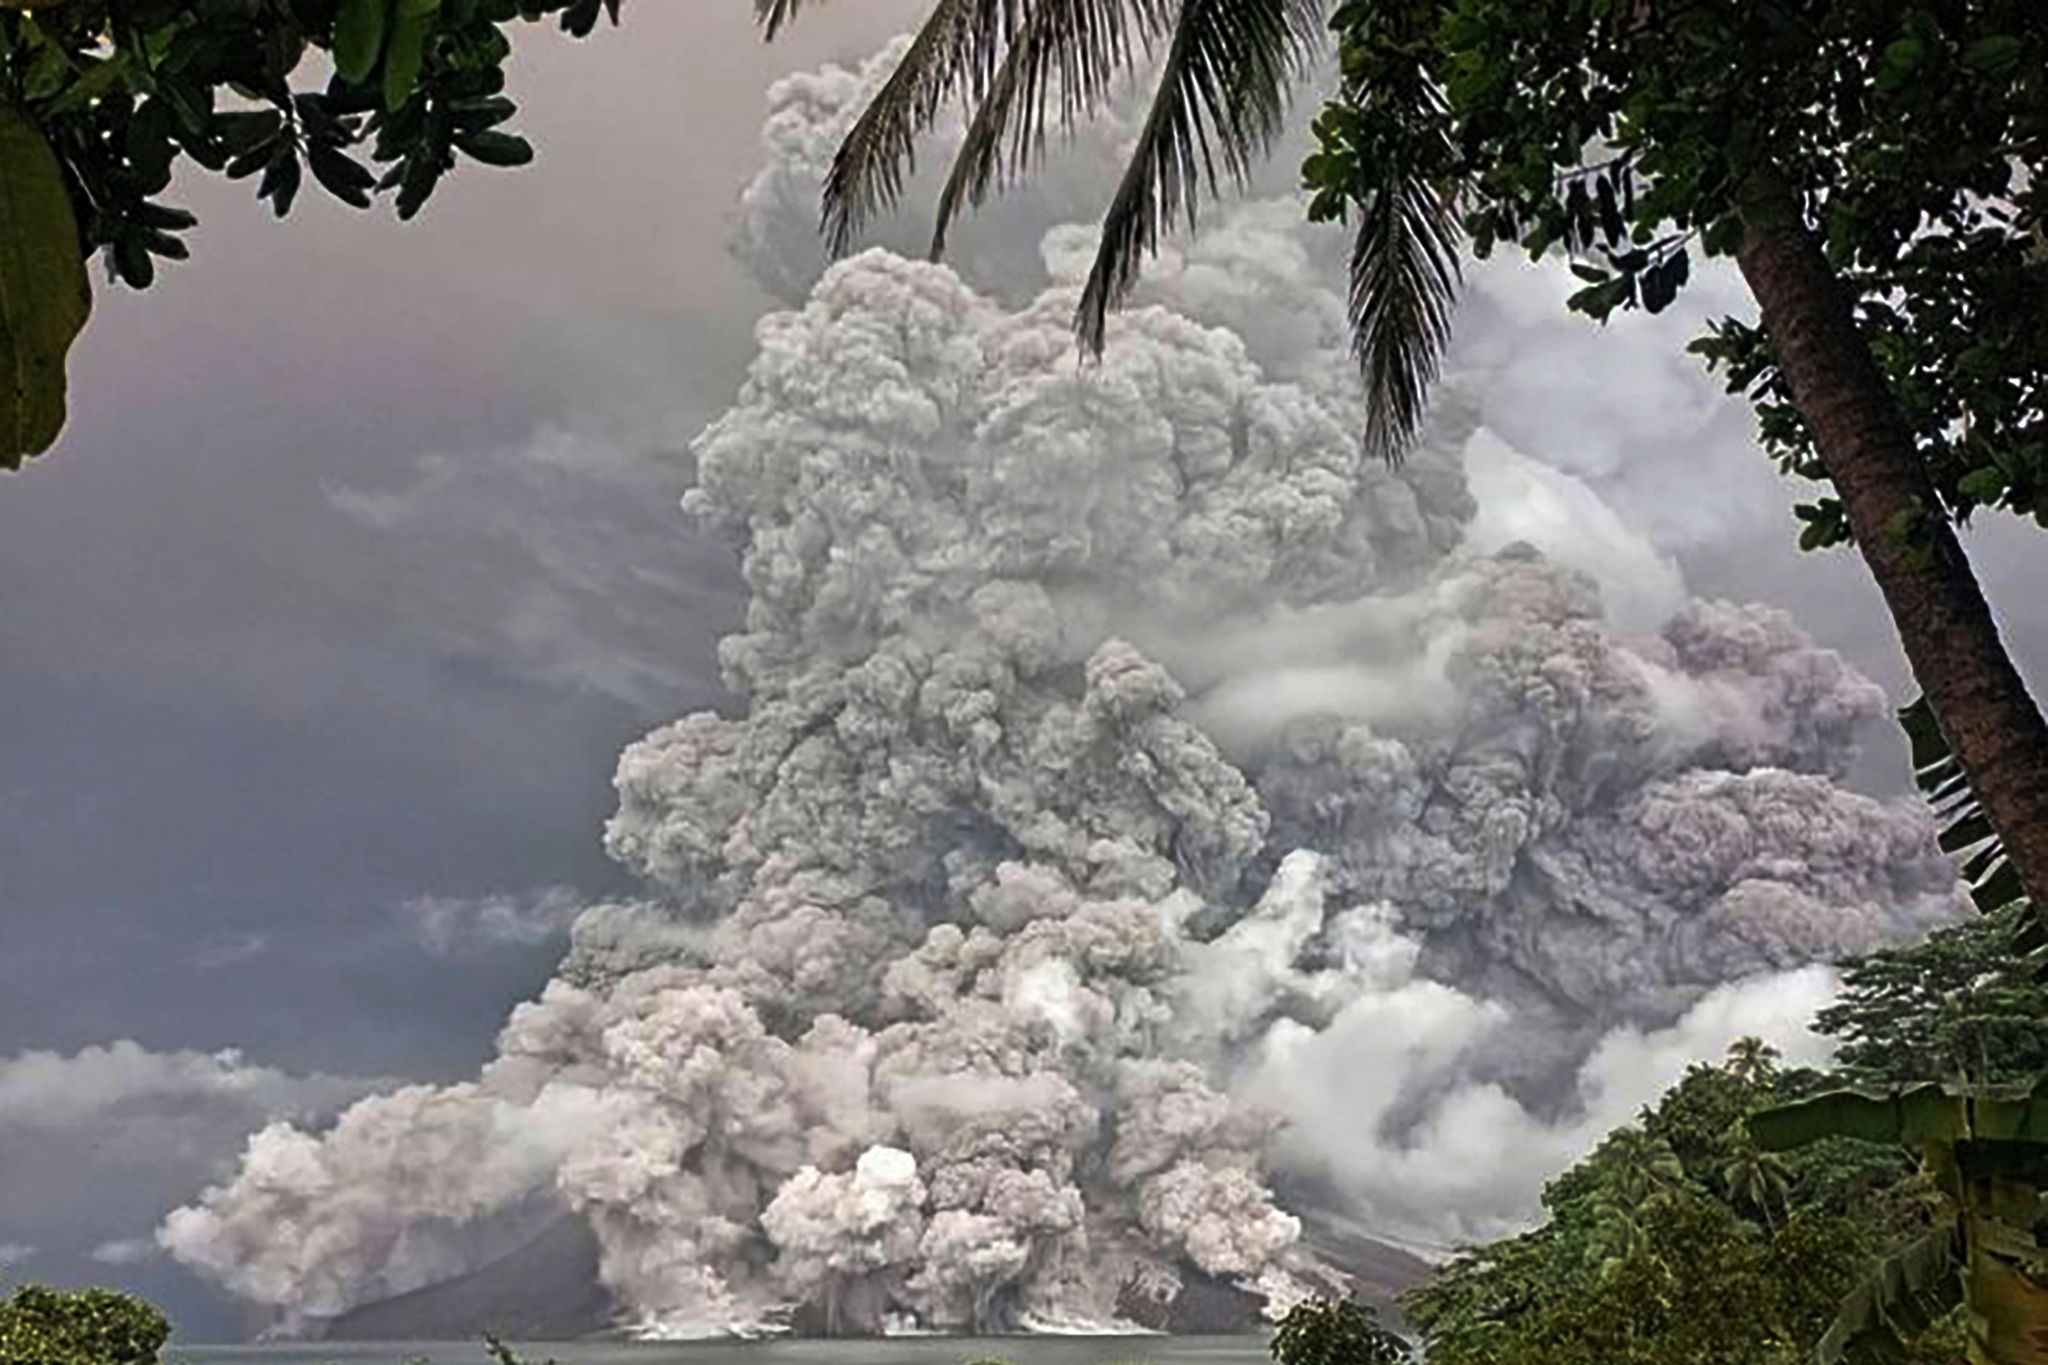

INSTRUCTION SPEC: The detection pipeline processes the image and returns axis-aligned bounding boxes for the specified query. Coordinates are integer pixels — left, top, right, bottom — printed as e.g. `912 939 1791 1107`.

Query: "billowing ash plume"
164 40 1965 1339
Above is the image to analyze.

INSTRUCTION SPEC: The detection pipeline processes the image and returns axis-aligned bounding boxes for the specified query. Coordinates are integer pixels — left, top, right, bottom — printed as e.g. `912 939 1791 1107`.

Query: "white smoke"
164 37 1966 1339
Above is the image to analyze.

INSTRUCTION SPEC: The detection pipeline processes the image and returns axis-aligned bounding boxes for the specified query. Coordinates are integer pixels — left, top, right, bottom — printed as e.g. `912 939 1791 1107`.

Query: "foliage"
1898 692 2048 1000
0 1284 168 1365
480 1335 556 1365
1409 873 2048 1362
0 100 90 465
1816 904 2048 1088
1268 1294 1408 1365
1753 1078 2048 1364
1404 1041 1962 1365
1504 1200 1883 1365
1903 697 2030 920
0 0 628 466
758 0 1463 456
1307 0 2048 532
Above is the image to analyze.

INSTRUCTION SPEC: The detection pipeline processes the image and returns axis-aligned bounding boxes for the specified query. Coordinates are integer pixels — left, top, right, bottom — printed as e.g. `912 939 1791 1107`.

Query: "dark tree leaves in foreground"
0 0 628 468
1753 1080 2048 1365
1268 1294 1409 1365
0 1283 168 1365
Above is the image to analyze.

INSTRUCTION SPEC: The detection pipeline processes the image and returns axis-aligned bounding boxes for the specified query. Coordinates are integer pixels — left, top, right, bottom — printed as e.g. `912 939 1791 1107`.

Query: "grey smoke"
324 421 737 711
400 886 590 956
163 38 1964 1337
0 1042 386 1301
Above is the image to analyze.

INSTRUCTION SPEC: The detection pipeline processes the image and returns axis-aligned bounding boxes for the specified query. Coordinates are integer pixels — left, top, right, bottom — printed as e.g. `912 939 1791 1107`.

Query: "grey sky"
1 0 2043 1343
0 3 918 1337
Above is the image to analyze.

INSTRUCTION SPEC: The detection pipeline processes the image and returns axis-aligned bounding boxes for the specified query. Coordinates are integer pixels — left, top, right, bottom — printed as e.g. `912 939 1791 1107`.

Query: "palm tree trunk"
1735 187 2048 928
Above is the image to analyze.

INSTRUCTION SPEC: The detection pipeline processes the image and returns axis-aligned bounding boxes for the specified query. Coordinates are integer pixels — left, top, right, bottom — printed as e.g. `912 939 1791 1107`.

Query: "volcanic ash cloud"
163 45 1965 1341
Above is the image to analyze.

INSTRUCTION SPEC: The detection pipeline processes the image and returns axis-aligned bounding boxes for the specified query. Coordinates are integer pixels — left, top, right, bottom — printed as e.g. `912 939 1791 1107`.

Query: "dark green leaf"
258 146 302 216
113 234 156 289
307 142 375 206
333 0 392 84
453 129 532 166
1962 35 2024 73
0 104 94 467
382 4 435 111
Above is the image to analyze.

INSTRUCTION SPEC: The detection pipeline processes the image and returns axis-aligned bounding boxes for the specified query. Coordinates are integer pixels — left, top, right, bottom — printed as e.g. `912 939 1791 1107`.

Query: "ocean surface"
168 1339 1270 1365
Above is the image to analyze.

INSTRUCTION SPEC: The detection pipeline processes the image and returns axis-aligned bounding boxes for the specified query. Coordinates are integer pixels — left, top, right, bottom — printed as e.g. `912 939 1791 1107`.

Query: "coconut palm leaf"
1903 695 2028 917
768 0 1472 466
1072 0 1323 353
753 0 809 40
1902 696 2046 975
820 0 1025 256
929 0 1163 260
1345 142 1460 464
1717 1143 1790 1227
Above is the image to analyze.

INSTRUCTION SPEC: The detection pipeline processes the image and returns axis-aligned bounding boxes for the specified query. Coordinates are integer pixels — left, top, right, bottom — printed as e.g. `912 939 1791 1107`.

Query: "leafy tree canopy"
1405 1042 1955 1364
1817 903 2048 1088
1268 1294 1408 1365
0 1284 168 1365
0 0 628 467
1307 0 2047 536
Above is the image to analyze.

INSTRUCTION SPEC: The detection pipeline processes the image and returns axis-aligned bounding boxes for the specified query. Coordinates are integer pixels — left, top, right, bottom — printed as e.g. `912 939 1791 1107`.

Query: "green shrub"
1270 1296 1409 1365
0 1285 168 1365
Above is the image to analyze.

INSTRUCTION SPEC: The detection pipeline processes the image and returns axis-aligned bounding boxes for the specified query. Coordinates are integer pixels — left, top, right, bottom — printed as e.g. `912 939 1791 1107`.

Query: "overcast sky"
0 3 921 1335
3 1 2045 1343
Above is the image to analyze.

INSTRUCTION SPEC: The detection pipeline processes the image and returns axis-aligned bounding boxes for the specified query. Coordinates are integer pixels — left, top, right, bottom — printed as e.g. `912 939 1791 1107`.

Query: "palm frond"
1074 0 1324 354
1345 118 1461 465
930 0 1161 260
820 0 1022 255
754 0 810 40
1903 695 2027 916
1901 695 2045 972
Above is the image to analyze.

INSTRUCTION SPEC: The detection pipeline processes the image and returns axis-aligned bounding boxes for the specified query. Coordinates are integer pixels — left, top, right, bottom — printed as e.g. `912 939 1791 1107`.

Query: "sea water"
167 1338 1269 1365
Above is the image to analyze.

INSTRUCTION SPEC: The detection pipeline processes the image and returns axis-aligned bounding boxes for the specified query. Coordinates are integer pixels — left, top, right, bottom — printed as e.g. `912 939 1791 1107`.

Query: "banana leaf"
1964 1222 2048 1365
1751 1083 1970 1151
1752 1080 2048 1152
1816 1221 1964 1364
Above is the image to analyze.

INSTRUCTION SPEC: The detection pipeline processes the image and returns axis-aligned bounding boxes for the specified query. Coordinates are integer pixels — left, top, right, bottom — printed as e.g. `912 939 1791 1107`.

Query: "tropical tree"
1816 900 2048 1090
758 0 2048 921
0 0 629 468
1751 1078 2048 1365
1726 1037 1784 1089
1719 1138 1793 1233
